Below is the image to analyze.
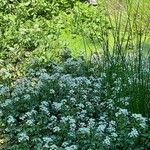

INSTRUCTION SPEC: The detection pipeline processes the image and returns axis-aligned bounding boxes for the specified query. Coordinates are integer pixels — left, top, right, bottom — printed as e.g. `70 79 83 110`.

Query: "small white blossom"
69 90 74 94
7 115 15 124
79 127 90 134
70 97 76 103
65 145 78 150
50 89 55 94
1 99 12 107
62 141 69 147
108 124 116 132
39 72 50 80
128 128 139 138
39 101 50 115
50 115 57 122
97 124 106 133
0 85 9 95
43 143 49 148
43 137 53 143
24 94 31 100
49 144 58 149
115 108 128 117
52 102 62 111
103 136 111 146
88 118 95 128
26 119 34 126
53 126 60 132
18 132 29 142
111 132 118 138
78 103 84 109
132 113 147 128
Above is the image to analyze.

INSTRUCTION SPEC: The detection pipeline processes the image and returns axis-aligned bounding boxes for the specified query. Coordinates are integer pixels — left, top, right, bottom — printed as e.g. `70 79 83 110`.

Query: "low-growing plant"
0 56 150 149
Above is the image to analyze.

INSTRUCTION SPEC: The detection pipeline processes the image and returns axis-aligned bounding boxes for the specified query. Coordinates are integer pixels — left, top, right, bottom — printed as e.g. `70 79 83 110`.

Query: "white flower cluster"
19 109 37 120
18 132 29 142
7 115 15 124
43 137 53 148
103 136 111 146
65 145 78 150
79 127 90 134
115 108 129 117
132 113 147 128
39 101 50 115
1 99 12 107
128 128 139 138
52 102 62 111
0 85 9 95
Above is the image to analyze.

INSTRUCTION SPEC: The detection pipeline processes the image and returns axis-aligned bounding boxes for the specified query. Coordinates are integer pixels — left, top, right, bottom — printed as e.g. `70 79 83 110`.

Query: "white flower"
1 99 12 107
77 110 87 119
110 121 116 126
50 115 57 122
61 116 68 123
39 72 50 80
43 143 49 148
49 144 58 149
43 137 53 144
50 89 55 94
97 124 106 133
119 97 129 106
79 122 86 127
70 123 76 131
108 124 115 132
65 145 78 150
26 119 34 126
69 90 74 94
111 132 118 138
7 115 15 124
107 99 114 109
79 127 90 134
52 102 62 111
132 113 147 128
24 94 31 100
70 97 76 103
18 132 29 142
128 128 139 138
78 103 84 109
62 141 69 147
88 118 95 128
69 118 76 124
41 101 49 107
53 126 60 132
39 101 50 115
115 108 128 117
61 99 67 104
103 136 111 146
85 102 92 107
70 124 76 131
22 109 37 119
82 95 87 99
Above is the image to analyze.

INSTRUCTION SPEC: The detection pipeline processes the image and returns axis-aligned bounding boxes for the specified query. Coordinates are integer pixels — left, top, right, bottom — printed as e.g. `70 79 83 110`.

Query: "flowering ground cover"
0 55 150 149
0 0 150 149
